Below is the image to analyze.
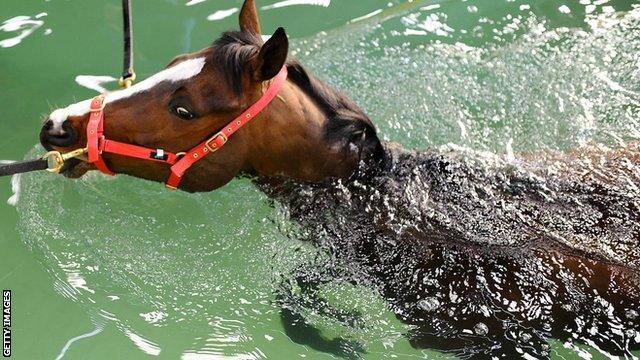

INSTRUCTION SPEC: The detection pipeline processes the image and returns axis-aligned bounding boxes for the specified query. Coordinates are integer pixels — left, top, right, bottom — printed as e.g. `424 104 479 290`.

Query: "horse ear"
239 0 261 34
252 27 288 81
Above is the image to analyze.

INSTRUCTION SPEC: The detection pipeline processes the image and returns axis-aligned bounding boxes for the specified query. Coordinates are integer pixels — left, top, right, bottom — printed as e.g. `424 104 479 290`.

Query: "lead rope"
0 0 136 177
118 0 135 88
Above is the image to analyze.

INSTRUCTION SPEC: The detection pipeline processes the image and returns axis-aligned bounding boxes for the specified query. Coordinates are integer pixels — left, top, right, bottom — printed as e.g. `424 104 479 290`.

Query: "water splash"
296 4 640 153
0 160 22 206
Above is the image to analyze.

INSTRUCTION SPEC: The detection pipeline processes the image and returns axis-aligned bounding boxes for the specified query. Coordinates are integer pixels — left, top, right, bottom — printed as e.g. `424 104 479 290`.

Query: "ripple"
0 13 46 48
206 8 239 22
261 0 331 11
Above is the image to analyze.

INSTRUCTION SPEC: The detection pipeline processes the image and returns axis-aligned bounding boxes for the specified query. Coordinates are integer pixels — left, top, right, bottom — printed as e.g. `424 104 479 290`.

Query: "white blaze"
48 57 207 132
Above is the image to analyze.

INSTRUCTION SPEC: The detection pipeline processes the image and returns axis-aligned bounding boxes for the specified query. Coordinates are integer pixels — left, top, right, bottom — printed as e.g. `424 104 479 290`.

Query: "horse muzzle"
40 118 78 149
39 117 94 177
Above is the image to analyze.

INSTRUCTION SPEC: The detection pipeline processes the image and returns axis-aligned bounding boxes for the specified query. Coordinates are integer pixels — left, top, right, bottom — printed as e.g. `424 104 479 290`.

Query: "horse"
39 1 640 358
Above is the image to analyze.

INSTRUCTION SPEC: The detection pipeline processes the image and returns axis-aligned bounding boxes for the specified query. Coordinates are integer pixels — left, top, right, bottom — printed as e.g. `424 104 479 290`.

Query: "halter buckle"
89 95 106 112
204 132 228 153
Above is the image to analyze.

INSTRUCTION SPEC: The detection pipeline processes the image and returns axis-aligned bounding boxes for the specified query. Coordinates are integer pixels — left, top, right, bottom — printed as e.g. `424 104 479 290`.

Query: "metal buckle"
42 147 88 173
98 136 107 154
119 72 136 89
89 96 106 113
204 132 228 153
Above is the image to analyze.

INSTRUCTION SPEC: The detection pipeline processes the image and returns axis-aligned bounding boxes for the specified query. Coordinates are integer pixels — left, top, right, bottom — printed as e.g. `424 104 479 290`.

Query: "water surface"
1 0 639 359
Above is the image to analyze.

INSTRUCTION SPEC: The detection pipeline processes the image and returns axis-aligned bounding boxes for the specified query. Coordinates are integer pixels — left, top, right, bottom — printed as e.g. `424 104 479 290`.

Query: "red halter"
86 66 288 189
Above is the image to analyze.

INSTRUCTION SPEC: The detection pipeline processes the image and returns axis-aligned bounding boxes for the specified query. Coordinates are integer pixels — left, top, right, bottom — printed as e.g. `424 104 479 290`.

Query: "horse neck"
244 79 361 182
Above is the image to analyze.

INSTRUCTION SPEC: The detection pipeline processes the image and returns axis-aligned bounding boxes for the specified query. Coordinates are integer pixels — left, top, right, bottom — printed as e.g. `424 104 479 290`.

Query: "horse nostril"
40 119 78 147
43 119 53 131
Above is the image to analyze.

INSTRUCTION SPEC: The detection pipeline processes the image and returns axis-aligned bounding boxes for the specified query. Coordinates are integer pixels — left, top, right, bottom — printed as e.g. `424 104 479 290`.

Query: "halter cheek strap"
166 67 288 189
85 66 288 189
87 95 115 175
87 96 181 175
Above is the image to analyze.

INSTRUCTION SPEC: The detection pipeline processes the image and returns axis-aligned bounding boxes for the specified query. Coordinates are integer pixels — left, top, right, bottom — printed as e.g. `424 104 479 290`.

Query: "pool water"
1 0 639 359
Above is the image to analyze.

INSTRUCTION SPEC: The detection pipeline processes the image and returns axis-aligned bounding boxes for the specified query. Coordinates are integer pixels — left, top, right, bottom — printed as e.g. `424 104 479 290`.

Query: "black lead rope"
0 159 48 177
119 0 136 87
1 0 135 178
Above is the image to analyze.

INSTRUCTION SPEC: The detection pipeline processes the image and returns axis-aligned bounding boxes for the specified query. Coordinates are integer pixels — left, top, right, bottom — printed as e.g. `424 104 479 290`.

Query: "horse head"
40 0 383 192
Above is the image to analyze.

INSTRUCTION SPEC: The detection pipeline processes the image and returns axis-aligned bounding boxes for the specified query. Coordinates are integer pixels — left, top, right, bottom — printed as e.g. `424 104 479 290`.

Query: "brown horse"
39 0 380 192
39 1 639 358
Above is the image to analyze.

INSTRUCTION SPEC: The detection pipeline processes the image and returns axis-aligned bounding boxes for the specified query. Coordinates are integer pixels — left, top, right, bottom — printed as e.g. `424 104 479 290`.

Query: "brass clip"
118 72 137 89
42 147 88 173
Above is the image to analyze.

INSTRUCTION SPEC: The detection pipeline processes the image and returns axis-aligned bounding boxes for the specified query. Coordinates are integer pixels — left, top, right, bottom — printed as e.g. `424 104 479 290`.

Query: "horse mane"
211 31 384 164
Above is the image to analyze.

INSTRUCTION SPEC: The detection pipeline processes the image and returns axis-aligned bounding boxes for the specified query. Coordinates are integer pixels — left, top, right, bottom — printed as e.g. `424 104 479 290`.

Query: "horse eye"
173 106 195 120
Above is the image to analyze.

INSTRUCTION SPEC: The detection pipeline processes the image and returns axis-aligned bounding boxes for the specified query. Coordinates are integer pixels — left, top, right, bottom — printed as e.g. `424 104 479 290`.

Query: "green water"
1 0 639 359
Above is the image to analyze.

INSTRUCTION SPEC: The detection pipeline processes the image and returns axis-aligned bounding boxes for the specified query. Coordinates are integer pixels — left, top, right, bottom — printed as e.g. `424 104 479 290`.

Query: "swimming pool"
1 0 639 358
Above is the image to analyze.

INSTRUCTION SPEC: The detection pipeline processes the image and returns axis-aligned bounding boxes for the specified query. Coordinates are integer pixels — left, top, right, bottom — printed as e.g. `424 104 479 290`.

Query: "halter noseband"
86 66 288 189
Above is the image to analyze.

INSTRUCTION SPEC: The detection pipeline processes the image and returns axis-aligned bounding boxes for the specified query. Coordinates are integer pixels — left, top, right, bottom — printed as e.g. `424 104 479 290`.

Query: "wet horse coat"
266 142 640 358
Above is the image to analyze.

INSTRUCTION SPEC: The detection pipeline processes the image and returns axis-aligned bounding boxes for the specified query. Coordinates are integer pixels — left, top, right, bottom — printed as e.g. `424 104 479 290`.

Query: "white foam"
139 311 167 324
126 330 162 356
74 75 117 93
8 173 20 206
0 15 45 48
505 138 515 162
261 0 331 11
348 9 383 23
186 0 207 6
49 57 207 132
206 8 239 21
1 160 21 206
